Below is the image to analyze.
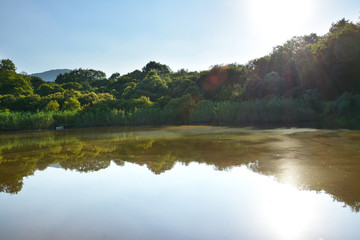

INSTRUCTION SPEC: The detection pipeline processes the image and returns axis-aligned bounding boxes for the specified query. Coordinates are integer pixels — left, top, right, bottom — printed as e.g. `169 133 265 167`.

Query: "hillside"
0 18 359 130
31 69 72 82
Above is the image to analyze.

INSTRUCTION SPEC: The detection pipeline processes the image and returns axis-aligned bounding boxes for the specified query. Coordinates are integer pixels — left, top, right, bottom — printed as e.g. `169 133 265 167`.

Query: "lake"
1 126 360 240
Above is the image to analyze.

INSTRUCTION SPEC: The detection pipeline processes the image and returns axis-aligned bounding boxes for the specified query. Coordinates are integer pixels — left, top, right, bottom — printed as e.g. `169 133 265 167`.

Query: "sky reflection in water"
0 126 360 240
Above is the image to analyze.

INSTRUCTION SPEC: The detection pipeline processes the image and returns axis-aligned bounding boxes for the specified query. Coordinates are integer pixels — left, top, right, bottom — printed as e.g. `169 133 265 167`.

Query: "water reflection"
1 126 360 212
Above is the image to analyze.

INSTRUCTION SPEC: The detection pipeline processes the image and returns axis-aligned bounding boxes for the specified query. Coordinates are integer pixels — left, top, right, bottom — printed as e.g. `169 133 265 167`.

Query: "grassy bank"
189 98 319 124
0 98 320 131
1 94 359 131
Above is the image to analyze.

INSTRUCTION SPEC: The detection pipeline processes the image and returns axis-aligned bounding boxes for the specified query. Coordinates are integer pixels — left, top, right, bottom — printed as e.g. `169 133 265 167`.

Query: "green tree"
78 92 99 106
129 96 154 110
30 76 46 90
63 97 81 111
156 95 171 108
55 68 106 84
45 100 60 111
0 71 33 96
262 71 283 97
12 94 41 111
311 19 360 98
169 79 199 98
142 61 171 75
166 94 193 121
199 65 230 99
37 83 63 96
109 72 121 80
61 82 83 91
0 59 33 96
135 70 168 100
0 94 16 110
124 70 144 80
0 59 16 72
121 82 137 99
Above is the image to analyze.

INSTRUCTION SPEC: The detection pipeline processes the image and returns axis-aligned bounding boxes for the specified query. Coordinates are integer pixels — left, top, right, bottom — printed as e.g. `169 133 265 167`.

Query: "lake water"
1 126 360 240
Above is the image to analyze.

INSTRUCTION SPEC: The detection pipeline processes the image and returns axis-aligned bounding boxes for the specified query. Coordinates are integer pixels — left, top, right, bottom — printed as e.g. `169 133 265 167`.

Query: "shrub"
63 98 81 111
45 100 60 111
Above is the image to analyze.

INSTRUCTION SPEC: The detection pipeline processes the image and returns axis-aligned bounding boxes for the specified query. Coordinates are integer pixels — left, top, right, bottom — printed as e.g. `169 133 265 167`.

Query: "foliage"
142 61 171 75
37 83 64 96
311 19 360 98
61 82 82 91
189 100 216 122
0 18 359 130
45 100 60 111
30 76 45 89
0 59 16 72
0 71 33 96
165 94 193 122
129 96 154 110
134 70 168 100
63 98 81 111
323 93 360 128
55 68 106 84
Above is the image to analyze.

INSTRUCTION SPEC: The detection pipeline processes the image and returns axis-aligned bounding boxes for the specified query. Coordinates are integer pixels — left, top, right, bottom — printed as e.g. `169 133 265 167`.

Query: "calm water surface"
0 126 360 240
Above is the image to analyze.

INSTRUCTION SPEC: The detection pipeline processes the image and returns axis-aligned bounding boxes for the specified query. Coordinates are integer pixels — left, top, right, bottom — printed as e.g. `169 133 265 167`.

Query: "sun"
249 0 315 41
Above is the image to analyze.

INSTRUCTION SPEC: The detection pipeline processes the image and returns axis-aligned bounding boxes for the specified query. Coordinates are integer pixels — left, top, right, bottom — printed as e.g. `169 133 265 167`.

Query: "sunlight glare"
261 184 317 240
249 0 315 41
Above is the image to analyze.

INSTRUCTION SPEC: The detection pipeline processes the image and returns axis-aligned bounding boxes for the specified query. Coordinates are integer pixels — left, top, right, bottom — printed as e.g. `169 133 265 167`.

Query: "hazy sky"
0 0 358 76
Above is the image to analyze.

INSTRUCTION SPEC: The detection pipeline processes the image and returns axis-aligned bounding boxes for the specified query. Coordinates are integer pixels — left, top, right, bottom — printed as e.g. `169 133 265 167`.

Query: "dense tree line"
0 18 359 129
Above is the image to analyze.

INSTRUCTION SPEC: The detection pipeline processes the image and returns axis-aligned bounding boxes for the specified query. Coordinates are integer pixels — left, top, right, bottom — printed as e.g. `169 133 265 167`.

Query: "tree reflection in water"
0 126 359 212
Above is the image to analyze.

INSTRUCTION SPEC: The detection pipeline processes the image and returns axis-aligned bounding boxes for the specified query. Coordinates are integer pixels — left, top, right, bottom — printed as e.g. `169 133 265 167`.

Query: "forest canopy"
0 18 359 130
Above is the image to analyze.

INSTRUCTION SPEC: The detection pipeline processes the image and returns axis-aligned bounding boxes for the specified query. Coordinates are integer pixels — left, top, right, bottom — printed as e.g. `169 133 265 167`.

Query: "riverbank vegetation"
1 18 359 130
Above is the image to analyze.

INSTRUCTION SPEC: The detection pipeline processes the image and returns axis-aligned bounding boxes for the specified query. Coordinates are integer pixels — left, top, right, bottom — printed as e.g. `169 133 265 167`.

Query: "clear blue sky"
0 0 358 76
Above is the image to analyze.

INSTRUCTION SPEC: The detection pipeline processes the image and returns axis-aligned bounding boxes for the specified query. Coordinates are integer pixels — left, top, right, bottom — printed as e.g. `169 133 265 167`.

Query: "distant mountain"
48 162 62 169
31 69 72 82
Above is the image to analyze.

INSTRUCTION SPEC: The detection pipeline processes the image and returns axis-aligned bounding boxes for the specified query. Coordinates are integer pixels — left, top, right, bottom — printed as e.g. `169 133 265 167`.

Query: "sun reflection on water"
260 181 318 240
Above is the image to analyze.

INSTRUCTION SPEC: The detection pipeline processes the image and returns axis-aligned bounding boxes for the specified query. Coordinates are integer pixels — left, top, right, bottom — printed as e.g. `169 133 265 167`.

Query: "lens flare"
202 66 229 92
